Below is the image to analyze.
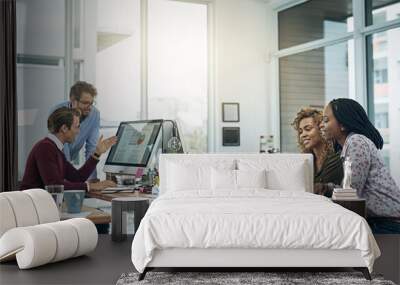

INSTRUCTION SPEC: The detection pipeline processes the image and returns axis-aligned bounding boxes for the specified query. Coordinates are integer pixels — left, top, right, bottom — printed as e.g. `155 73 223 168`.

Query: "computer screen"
104 120 163 174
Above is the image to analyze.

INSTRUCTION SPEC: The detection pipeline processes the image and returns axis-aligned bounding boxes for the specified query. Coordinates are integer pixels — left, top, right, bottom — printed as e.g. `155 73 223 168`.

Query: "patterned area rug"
116 271 396 285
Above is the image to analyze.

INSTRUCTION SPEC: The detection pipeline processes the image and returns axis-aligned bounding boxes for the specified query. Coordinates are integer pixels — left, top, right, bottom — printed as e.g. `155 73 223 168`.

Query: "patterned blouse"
341 133 400 218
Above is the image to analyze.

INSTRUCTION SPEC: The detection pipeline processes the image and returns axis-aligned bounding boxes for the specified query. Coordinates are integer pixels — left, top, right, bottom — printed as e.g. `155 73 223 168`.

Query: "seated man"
52 81 101 181
20 107 117 192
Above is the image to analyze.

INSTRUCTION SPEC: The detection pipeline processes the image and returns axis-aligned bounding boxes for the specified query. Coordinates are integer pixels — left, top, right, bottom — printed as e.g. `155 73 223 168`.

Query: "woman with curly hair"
292 108 343 197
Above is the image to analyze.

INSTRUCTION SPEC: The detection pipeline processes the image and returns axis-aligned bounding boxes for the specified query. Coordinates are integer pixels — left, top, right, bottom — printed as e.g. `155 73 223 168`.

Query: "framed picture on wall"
222 102 240 122
222 127 240 146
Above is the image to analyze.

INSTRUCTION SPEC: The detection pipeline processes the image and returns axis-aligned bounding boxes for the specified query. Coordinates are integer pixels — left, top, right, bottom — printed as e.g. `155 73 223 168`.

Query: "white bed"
131 154 380 280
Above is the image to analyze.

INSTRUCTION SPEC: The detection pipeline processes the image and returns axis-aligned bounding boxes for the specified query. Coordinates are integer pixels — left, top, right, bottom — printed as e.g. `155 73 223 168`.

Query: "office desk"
88 190 155 202
60 199 112 233
61 205 111 224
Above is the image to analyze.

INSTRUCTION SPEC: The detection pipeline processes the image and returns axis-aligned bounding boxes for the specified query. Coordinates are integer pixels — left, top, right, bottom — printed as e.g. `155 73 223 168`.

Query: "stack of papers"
332 188 358 200
101 186 135 193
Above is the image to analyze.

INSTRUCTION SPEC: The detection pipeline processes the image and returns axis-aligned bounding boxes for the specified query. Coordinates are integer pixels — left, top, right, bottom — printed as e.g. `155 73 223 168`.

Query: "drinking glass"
45 185 64 213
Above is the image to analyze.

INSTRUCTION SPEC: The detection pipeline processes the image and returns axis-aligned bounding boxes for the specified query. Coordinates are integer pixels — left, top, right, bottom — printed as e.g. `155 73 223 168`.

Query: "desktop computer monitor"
103 120 163 175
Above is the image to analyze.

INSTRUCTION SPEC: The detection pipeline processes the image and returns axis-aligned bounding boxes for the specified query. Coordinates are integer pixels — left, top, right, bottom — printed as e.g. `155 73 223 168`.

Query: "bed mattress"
131 190 380 272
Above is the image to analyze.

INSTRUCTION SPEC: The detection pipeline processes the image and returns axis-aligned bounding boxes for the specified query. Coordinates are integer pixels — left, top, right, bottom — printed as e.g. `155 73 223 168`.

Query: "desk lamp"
162 120 183 153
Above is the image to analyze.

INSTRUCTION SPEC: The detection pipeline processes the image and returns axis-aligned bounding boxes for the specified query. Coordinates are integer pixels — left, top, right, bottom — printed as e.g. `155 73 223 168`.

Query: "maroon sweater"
20 137 98 191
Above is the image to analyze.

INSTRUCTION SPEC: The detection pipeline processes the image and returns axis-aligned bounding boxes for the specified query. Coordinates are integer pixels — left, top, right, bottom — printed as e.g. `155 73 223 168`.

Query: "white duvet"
131 189 380 273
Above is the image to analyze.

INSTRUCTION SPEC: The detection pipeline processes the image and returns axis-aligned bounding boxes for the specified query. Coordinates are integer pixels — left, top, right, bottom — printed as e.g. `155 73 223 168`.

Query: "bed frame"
139 248 371 280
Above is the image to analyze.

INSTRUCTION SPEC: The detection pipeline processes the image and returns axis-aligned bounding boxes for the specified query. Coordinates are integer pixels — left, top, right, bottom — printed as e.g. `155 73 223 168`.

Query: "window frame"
66 0 216 151
141 0 215 151
270 0 400 149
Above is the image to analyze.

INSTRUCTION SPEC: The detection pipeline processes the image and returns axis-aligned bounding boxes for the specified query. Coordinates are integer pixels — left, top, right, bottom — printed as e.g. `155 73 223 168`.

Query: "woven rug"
116 271 396 285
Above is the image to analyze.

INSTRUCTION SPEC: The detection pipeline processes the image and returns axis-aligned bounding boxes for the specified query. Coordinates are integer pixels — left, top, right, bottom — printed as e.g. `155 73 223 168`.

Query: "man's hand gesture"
95 135 117 155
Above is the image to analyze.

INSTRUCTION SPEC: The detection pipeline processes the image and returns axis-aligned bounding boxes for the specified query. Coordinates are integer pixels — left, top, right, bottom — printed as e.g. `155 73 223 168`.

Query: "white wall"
214 0 271 152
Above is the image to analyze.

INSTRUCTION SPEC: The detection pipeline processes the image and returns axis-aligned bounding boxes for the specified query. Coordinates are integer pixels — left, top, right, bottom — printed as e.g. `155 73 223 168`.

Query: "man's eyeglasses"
78 100 96 107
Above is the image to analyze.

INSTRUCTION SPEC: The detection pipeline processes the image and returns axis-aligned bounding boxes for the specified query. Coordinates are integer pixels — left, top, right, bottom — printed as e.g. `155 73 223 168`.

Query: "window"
375 112 389 129
373 58 388 84
73 60 83 82
376 40 388 52
374 69 387 83
278 0 353 50
374 69 388 83
72 0 83 83
372 11 387 25
73 0 81 49
16 0 66 179
95 0 141 125
276 0 400 186
147 0 208 153
367 26 400 184
279 41 354 152
366 0 400 26
95 0 208 153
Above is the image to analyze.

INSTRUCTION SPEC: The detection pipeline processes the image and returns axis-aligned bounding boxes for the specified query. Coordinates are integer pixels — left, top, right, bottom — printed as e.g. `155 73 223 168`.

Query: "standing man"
20 107 117 191
52 81 100 180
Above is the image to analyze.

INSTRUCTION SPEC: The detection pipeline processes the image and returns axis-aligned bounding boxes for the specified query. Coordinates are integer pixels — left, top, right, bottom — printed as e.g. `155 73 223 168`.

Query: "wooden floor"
1 234 398 285
373 234 400 284
0 234 134 285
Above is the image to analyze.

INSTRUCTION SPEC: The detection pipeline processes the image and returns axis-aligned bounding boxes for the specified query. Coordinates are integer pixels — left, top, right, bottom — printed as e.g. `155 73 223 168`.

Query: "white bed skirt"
148 248 366 268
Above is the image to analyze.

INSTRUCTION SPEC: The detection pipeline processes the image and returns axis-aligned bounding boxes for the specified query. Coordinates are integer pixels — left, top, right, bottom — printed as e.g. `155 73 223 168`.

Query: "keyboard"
101 186 135 193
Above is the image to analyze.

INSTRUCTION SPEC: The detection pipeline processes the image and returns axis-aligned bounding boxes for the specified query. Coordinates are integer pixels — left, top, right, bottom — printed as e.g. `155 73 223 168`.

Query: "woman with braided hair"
321 98 400 233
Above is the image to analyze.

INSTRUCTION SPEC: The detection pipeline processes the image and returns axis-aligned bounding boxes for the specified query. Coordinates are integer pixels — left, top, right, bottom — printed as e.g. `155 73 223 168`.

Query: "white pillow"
167 162 212 192
209 159 237 171
236 169 267 189
266 162 306 191
211 168 236 190
237 158 308 191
